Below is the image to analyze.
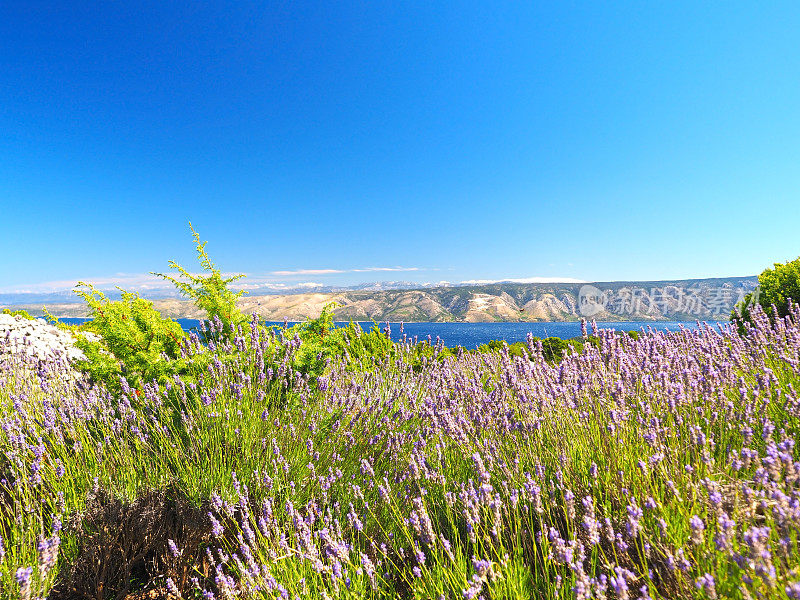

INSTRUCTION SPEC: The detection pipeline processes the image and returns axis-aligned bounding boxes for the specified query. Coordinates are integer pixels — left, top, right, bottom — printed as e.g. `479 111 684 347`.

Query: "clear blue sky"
2 2 799 293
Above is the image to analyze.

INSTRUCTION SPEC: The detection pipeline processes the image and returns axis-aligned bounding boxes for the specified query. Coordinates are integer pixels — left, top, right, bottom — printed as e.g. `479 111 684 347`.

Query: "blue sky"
1 2 799 294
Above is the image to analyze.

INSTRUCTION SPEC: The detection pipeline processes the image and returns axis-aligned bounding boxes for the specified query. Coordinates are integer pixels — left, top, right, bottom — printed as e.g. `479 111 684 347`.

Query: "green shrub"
71 282 187 391
281 305 395 378
477 339 507 354
541 337 569 362
153 223 248 342
407 340 454 373
507 341 531 358
734 256 800 326
476 337 584 364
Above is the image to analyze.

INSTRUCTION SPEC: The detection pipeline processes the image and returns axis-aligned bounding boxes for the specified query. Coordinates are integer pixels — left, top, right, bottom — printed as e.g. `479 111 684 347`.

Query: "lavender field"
2 305 800 599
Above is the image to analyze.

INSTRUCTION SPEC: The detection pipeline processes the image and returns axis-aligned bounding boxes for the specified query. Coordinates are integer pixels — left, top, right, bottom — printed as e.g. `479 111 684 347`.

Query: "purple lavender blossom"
16 567 33 600
695 573 717 599
209 513 224 538
689 515 705 545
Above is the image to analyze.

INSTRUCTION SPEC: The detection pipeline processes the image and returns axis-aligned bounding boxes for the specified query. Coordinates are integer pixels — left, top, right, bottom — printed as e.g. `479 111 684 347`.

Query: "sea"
56 318 719 349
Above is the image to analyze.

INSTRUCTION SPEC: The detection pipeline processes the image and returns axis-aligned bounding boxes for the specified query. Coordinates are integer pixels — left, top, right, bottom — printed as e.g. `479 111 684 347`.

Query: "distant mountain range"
2 276 758 322
0 280 451 305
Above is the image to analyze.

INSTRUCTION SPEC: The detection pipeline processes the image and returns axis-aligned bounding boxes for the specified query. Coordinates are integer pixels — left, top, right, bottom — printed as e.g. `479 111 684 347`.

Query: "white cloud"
352 266 421 273
270 269 345 276
1 266 432 294
271 266 422 276
0 270 261 294
460 277 587 285
239 282 287 290
0 273 169 294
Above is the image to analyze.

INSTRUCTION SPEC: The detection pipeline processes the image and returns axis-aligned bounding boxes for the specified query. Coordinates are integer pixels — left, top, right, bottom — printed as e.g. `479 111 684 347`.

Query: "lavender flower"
696 574 717 598
209 513 224 538
689 515 705 545
16 567 33 600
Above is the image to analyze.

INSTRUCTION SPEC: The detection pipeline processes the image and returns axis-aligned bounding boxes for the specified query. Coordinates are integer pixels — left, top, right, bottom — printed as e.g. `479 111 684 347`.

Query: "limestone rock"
0 314 99 362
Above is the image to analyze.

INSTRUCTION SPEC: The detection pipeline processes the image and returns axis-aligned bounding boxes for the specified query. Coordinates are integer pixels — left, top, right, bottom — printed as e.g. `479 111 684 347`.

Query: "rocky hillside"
7 276 757 322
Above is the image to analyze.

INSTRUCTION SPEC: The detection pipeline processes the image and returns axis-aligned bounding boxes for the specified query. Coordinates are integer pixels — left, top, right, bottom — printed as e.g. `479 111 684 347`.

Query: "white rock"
0 315 97 362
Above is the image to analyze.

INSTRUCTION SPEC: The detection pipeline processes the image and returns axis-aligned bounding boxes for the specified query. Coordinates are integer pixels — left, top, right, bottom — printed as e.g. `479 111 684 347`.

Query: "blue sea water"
56 318 714 349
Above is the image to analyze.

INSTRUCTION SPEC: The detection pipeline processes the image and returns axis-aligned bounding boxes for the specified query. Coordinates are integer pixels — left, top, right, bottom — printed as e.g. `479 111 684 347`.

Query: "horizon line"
0 273 758 298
